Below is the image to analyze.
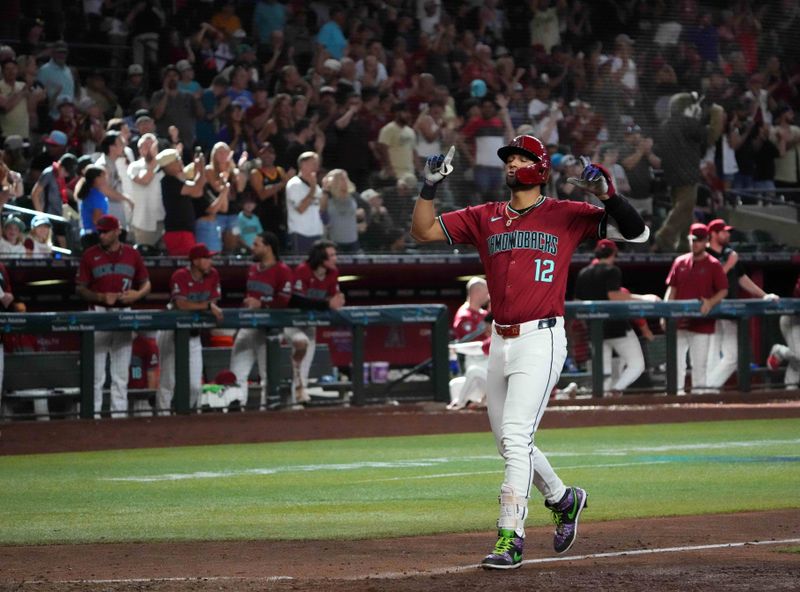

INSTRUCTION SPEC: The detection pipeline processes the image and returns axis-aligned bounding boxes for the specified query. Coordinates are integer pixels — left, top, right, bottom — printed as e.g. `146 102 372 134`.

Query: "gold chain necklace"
504 196 544 227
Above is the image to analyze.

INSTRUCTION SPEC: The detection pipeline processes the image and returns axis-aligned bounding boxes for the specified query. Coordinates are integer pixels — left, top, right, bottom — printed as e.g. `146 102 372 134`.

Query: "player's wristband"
420 181 438 201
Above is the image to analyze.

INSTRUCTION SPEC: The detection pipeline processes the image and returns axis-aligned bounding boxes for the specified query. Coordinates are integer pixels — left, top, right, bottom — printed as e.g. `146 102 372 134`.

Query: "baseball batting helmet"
497 135 551 185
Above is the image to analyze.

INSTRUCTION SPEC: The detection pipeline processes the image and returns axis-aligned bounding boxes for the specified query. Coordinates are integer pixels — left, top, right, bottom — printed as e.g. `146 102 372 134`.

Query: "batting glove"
567 156 616 197
423 145 455 185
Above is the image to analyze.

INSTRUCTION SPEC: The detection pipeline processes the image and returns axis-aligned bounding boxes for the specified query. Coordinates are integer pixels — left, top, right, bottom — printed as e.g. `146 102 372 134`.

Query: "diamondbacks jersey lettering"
452 303 489 341
245 261 293 308
666 253 728 333
76 244 149 298
439 198 605 325
292 262 339 301
170 267 221 303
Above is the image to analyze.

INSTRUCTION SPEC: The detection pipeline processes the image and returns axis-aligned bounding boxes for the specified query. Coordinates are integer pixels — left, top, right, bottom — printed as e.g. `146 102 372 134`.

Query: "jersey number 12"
534 259 554 283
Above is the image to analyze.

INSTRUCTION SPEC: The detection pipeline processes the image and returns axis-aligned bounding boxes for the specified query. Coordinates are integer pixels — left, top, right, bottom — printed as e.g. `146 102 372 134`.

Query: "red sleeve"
76 252 93 286
170 269 190 301
566 200 606 243
0 263 11 293
328 269 340 297
438 205 484 246
133 250 149 285
793 275 800 298
274 264 293 308
665 259 679 287
144 338 159 369
292 264 310 296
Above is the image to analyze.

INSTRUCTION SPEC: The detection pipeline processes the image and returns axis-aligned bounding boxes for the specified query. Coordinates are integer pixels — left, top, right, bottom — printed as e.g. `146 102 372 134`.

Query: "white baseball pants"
156 331 203 414
676 330 711 394
779 315 800 387
94 330 133 418
486 317 568 535
448 355 488 409
602 329 646 391
284 327 316 404
230 328 268 406
706 319 738 388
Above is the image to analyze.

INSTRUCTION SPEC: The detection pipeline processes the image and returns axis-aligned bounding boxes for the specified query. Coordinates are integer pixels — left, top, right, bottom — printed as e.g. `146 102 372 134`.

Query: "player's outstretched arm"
411 147 454 243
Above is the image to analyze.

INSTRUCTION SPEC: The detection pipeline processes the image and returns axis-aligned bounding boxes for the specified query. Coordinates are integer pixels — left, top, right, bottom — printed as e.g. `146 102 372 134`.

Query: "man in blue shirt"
254 0 287 45
316 7 347 60
36 41 74 119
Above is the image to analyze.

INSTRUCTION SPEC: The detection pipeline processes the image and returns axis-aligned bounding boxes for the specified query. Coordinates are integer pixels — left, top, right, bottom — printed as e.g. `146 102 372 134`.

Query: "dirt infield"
2 396 800 591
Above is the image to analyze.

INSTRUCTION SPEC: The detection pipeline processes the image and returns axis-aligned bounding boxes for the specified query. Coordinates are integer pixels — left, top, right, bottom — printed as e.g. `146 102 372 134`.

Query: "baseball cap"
44 130 68 146
323 58 341 72
50 40 68 53
232 28 247 39
58 153 79 175
128 64 144 76
156 148 180 169
95 215 120 233
189 243 216 260
231 95 252 109
176 59 192 73
707 218 734 233
31 214 52 228
3 215 25 231
595 238 618 254
3 135 28 151
319 85 336 96
55 95 74 108
689 223 709 240
360 188 381 201
615 33 635 45
214 370 238 386
470 78 487 98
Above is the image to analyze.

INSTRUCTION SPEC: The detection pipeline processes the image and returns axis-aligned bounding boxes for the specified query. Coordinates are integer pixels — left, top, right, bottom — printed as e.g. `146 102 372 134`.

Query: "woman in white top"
0 216 26 256
414 99 446 160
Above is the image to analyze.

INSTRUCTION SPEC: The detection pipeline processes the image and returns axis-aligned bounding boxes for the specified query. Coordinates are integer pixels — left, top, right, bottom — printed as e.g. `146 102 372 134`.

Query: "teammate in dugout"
574 239 661 395
156 243 224 415
76 214 151 418
411 136 649 569
229 232 344 408
286 239 346 405
704 218 778 391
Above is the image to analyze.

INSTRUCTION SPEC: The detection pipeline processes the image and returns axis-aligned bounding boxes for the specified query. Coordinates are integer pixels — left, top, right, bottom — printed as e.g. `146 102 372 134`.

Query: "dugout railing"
0 305 452 418
565 298 800 397
1 300 798 418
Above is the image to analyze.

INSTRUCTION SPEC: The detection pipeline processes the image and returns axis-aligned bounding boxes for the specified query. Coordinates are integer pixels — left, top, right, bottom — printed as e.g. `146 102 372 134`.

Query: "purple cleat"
545 486 588 554
480 528 524 570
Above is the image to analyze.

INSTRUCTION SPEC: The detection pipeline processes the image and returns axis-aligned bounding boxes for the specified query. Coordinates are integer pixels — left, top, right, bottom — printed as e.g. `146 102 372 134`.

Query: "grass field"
1 418 799 546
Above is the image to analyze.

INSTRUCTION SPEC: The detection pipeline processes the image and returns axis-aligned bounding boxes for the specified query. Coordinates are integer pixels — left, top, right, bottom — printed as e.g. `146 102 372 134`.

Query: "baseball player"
0 260 18 412
704 218 778 390
662 223 728 394
229 231 294 408
156 243 224 415
286 239 346 405
448 277 491 410
575 239 661 394
411 137 648 569
76 214 151 418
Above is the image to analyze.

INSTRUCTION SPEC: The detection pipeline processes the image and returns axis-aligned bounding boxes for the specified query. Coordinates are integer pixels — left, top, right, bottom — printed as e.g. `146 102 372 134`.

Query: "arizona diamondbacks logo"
487 230 559 256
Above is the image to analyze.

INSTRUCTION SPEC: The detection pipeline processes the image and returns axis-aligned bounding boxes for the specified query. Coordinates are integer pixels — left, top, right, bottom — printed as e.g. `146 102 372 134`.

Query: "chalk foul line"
15 537 800 585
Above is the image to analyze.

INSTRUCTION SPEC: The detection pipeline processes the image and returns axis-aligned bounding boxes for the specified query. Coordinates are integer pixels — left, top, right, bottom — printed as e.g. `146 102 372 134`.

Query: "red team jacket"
244 261 294 308
439 198 605 325
292 262 340 302
76 244 149 307
665 253 729 333
170 267 221 304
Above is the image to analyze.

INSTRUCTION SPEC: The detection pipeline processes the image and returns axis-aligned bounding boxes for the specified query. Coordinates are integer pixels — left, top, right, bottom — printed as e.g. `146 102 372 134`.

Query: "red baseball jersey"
76 244 149 303
665 252 729 333
439 198 605 325
452 303 489 341
292 262 340 301
128 334 159 389
170 267 221 304
245 261 293 308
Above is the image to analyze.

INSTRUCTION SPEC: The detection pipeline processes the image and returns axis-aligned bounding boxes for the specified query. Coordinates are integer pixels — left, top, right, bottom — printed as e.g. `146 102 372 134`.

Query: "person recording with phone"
157 147 207 256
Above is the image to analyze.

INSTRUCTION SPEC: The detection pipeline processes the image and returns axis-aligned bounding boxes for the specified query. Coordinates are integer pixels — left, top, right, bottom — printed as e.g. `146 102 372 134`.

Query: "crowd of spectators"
0 0 799 258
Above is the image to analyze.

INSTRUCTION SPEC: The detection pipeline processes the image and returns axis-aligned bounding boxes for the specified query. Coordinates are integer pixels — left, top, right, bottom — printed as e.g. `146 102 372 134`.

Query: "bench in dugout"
1 351 156 420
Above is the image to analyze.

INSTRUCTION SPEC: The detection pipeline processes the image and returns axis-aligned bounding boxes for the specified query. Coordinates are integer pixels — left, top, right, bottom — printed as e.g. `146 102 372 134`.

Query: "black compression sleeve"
602 193 645 239
288 293 330 311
